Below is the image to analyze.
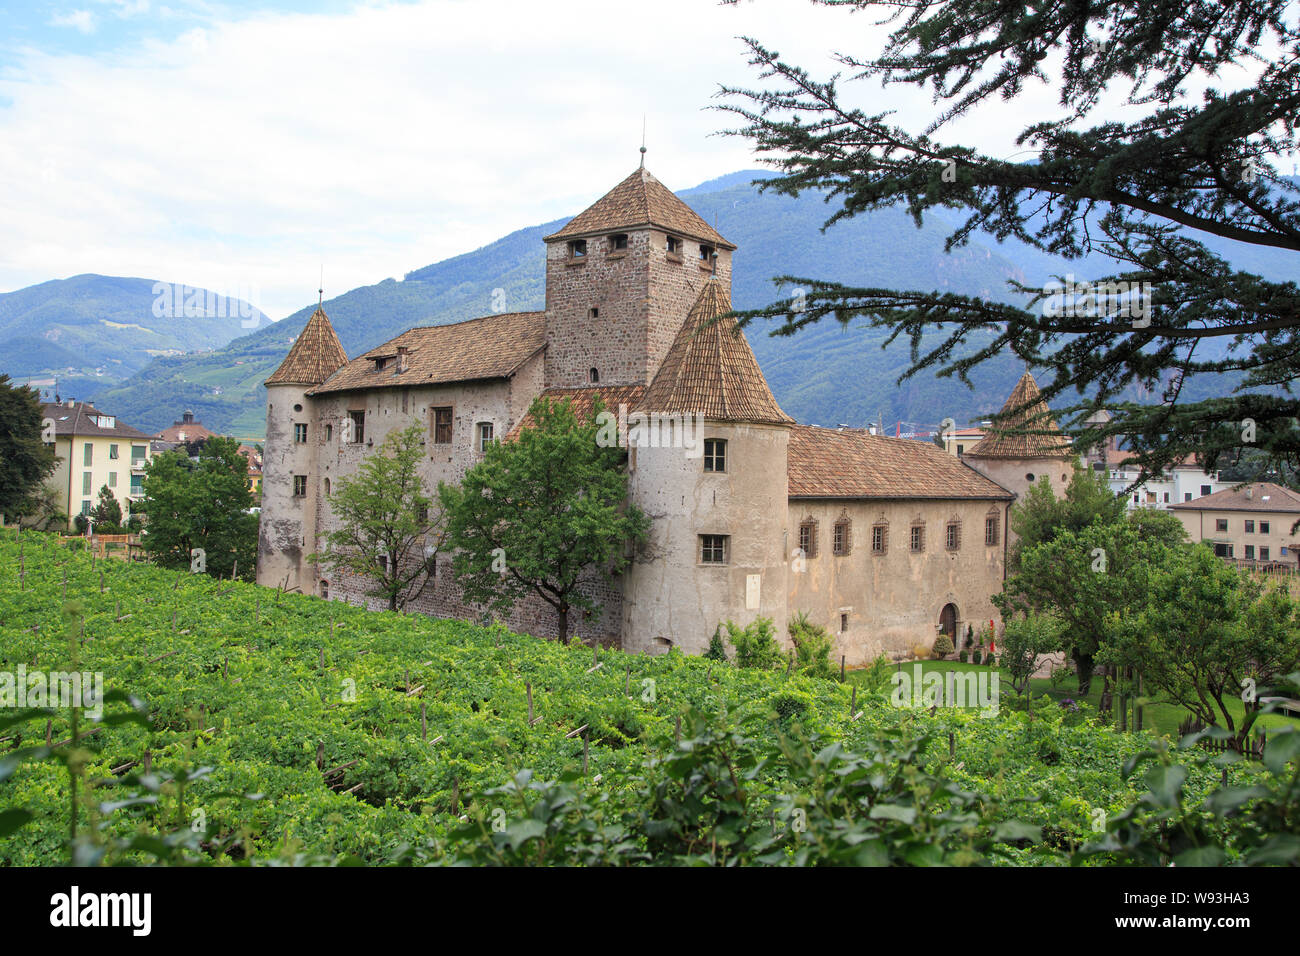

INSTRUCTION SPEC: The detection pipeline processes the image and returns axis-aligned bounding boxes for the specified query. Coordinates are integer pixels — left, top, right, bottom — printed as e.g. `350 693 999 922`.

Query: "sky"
0 0 1271 320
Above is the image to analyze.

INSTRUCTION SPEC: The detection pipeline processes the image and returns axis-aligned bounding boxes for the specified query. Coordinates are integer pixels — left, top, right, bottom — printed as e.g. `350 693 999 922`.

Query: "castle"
256 165 1072 664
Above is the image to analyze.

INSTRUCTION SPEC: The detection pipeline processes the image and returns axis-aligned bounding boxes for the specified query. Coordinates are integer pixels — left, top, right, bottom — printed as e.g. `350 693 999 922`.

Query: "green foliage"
439 396 648 643
703 627 729 663
724 618 783 670
932 633 955 659
718 0 1300 479
136 436 257 581
0 375 57 523
311 424 439 612
788 611 837 678
1001 614 1062 695
1102 546 1300 750
1009 466 1126 571
89 485 124 534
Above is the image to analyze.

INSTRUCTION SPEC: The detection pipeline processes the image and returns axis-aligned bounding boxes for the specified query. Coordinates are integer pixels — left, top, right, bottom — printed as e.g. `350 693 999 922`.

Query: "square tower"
542 167 736 389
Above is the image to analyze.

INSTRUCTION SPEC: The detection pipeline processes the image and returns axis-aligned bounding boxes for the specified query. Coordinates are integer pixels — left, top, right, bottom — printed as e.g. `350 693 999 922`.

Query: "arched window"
589 368 600 384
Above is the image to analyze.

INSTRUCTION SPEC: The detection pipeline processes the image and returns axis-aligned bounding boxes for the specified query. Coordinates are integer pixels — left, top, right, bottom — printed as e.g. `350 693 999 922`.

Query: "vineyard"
0 529 1292 865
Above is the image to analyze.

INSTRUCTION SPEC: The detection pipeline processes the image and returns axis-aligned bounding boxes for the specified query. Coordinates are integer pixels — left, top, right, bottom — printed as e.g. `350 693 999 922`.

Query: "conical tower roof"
544 167 734 249
265 307 349 387
964 371 1073 459
638 278 792 425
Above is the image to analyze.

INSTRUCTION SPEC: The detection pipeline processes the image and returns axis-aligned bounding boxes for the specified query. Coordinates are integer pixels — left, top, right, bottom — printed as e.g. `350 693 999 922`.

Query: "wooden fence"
1177 717 1267 759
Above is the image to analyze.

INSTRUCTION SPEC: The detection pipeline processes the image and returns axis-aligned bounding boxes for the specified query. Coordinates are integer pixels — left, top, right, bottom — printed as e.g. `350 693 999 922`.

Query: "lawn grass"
846 659 1299 739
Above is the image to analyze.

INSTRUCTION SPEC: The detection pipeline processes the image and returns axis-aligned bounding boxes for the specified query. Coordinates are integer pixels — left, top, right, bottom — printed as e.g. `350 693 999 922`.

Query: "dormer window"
568 239 587 258
666 236 682 255
374 356 388 372
609 233 628 251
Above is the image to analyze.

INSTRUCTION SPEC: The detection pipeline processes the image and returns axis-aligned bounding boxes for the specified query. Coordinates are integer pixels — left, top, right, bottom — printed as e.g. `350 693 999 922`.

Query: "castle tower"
622 277 794 655
542 167 735 390
257 306 348 591
962 371 1076 543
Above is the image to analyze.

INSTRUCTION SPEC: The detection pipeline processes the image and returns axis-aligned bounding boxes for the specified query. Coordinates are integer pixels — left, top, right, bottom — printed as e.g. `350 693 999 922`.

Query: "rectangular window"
1245 520 1255 533
80 500 91 516
131 445 147 462
347 410 365 444
293 475 308 497
799 520 817 558
703 438 726 473
1261 546 1271 561
666 236 682 256
82 472 91 495
610 233 628 251
946 522 961 551
910 525 924 553
377 554 389 574
871 524 887 555
1201 485 1212 496
832 521 850 556
1245 545 1256 559
1261 521 1271 534
568 239 587 258
985 514 999 546
130 475 143 495
1162 492 1170 503
1215 518 1229 533
294 423 308 443
108 472 117 488
477 422 494 452
699 243 715 262
700 534 728 564
1214 542 1234 558
840 613 848 633
83 443 92 466
432 407 453 444
109 443 119 460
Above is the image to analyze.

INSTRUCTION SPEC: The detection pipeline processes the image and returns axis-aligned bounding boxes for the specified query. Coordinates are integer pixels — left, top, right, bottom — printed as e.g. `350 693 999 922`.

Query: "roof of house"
544 167 735 249
40 401 152 440
963 371 1074 460
788 424 1015 500
156 421 217 443
505 384 649 440
636 278 792 426
310 311 546 395
265 306 350 387
1169 481 1300 514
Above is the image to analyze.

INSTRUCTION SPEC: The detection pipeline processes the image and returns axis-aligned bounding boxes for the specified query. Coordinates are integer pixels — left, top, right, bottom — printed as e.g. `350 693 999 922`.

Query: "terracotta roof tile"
963 371 1073 459
637 278 792 426
310 311 545 395
1169 481 1300 514
265 307 349 387
789 425 1014 500
505 384 647 440
545 167 734 249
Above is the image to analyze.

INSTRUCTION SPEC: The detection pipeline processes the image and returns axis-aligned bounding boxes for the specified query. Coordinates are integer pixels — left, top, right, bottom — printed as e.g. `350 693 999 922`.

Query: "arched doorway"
938 603 958 639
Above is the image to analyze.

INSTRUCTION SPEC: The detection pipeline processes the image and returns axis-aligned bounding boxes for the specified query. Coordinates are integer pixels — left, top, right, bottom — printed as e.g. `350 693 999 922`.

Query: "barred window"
293 475 308 497
946 520 961 551
700 534 728 564
871 523 887 555
832 517 851 556
799 518 818 558
910 524 925 553
985 511 1000 546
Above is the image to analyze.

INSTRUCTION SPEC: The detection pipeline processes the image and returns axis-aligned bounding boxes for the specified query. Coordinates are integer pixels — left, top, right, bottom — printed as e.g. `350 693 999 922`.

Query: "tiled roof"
1169 482 1300 514
505 384 647 440
637 278 792 426
545 167 734 249
40 401 152 440
963 371 1073 459
156 421 217 443
265 307 350 387
310 311 545 395
789 425 1014 500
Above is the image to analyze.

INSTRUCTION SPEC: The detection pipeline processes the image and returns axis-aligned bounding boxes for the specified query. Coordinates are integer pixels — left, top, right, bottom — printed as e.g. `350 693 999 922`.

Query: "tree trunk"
1099 665 1113 717
557 603 570 645
1073 650 1094 697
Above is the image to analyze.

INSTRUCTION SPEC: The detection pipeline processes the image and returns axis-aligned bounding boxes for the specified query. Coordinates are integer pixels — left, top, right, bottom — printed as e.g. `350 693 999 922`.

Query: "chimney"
1247 486 1254 499
183 410 194 425
396 346 409 374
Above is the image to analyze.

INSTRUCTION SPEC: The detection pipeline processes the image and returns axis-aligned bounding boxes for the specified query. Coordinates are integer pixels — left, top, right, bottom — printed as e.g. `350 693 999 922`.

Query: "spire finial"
318 264 324 308
639 115 646 168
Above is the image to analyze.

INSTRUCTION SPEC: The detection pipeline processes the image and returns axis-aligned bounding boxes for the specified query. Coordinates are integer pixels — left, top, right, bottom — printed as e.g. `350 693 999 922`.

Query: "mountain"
0 274 271 402
90 171 1289 440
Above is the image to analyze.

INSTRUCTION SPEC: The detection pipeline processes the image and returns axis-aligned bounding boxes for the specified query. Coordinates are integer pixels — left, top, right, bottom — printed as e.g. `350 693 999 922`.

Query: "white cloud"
49 10 98 33
1 0 1172 319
